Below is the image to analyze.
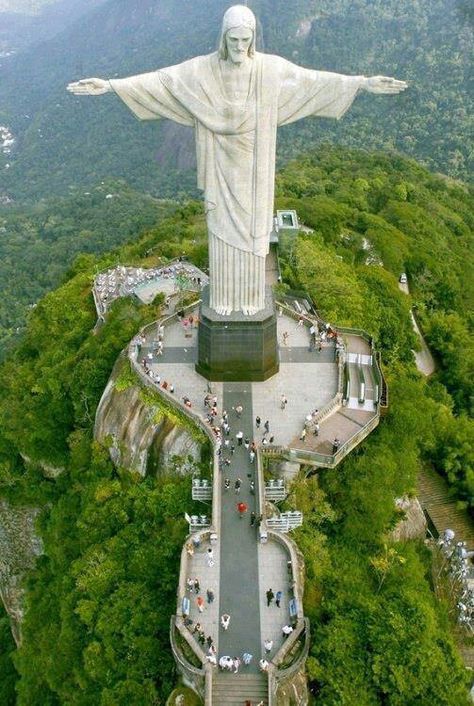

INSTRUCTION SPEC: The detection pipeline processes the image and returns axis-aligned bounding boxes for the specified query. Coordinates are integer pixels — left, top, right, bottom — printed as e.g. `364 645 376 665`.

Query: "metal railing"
288 412 380 468
264 479 287 502
192 478 212 501
266 511 303 532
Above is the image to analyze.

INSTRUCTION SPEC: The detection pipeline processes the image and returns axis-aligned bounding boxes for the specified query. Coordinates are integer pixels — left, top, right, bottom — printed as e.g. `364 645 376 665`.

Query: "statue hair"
218 5 256 60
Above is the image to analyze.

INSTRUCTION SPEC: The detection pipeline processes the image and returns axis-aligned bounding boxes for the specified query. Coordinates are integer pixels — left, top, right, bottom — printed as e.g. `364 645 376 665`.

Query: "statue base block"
196 286 279 382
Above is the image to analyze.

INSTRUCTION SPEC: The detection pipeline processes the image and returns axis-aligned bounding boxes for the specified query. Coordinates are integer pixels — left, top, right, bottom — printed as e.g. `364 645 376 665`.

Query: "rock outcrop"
0 500 43 645
391 496 427 542
94 355 201 476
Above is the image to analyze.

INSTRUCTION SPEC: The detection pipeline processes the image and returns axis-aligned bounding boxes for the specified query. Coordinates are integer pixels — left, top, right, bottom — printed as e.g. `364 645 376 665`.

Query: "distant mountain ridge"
0 0 472 202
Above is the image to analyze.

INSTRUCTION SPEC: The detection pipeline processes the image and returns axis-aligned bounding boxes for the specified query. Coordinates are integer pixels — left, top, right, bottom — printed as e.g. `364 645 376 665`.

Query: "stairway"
212 672 268 705
417 467 474 550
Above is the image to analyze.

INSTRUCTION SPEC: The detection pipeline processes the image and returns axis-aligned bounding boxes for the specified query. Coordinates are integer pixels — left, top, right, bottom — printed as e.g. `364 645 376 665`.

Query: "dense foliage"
272 147 473 703
0 603 16 706
0 179 176 357
0 203 208 703
0 0 472 203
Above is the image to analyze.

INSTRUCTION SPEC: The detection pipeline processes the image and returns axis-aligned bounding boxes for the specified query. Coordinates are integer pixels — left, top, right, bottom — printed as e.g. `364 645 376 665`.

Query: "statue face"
225 26 254 64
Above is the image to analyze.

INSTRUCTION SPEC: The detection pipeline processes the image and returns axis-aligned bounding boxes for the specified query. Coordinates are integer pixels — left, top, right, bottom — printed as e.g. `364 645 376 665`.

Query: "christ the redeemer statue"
68 5 407 316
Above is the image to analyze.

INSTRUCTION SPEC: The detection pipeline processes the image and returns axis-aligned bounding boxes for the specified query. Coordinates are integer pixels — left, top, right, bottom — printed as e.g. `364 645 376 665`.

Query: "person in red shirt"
237 502 248 518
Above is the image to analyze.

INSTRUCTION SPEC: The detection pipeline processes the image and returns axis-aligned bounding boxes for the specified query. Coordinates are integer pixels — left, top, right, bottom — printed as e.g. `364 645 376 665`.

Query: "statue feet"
214 305 232 316
243 305 259 316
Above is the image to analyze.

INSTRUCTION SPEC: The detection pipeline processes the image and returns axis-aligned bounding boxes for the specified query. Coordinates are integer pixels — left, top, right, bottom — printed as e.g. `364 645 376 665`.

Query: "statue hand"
364 76 408 94
66 78 111 96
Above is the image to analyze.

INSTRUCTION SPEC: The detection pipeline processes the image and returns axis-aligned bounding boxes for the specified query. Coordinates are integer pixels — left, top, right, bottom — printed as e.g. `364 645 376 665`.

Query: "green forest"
0 180 176 357
0 146 473 704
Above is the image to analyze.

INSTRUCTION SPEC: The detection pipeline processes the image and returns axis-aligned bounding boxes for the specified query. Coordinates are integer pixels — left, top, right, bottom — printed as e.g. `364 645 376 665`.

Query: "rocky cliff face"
94 355 201 476
0 500 43 645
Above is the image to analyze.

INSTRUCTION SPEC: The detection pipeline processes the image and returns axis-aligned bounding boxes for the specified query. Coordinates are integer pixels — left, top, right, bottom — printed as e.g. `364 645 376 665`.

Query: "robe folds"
110 52 364 260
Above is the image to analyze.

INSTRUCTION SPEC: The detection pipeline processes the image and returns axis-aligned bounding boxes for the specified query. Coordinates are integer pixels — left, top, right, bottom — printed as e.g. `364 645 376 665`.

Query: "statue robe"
110 52 364 313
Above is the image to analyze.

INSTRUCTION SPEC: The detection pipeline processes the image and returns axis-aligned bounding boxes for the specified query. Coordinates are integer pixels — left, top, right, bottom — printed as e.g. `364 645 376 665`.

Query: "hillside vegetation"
0 0 472 203
0 148 472 703
0 180 176 357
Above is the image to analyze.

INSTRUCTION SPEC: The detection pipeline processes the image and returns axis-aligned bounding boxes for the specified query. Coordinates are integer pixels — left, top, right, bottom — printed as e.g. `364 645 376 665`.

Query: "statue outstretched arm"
66 78 112 95
362 76 408 94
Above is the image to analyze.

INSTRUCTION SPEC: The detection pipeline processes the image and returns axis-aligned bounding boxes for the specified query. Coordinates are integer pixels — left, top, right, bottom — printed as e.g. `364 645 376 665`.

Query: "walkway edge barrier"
170 615 207 698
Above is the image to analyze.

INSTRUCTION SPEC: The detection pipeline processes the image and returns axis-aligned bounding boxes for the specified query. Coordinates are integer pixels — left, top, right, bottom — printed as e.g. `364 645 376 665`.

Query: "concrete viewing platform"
126 297 383 704
135 304 381 469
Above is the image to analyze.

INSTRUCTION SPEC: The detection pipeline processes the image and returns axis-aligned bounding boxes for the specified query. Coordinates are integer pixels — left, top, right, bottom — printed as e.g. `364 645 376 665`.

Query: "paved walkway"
218 383 262 671
399 281 435 376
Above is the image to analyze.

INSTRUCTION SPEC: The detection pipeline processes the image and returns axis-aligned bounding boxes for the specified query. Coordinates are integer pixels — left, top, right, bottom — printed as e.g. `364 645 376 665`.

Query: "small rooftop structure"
276 210 299 230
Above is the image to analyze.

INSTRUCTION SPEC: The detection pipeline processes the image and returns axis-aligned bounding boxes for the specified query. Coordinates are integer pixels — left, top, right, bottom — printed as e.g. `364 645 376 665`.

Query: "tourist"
299 428 306 442
236 430 244 445
230 443 235 455
237 502 248 518
206 635 213 648
219 655 233 671
249 450 255 463
186 542 194 557
221 613 230 630
332 437 340 453
259 658 269 672
206 589 215 603
282 624 294 638
207 547 214 566
233 657 241 673
197 596 204 613
242 652 253 665
194 578 200 593
250 511 256 526
282 331 289 345
235 403 243 418
264 420 270 433
255 415 261 428
275 590 282 608
280 394 288 409
249 480 255 494
206 653 217 666
266 588 274 606
313 422 320 436
224 478 230 491
186 577 194 592
244 437 250 450
235 478 242 493
264 639 273 653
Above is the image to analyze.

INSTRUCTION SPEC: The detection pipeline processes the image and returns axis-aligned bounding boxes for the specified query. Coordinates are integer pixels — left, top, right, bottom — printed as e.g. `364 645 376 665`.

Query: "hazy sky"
0 0 59 14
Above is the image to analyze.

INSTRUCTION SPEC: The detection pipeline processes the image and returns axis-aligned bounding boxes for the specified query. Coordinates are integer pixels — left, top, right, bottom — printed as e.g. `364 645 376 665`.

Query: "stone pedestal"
196 286 279 382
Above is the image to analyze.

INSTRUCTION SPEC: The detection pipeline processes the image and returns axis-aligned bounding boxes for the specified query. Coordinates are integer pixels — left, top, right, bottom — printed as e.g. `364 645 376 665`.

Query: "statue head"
218 5 256 63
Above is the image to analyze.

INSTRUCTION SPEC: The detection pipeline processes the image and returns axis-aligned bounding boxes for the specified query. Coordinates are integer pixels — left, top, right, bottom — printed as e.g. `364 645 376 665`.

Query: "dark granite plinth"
196 286 279 382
